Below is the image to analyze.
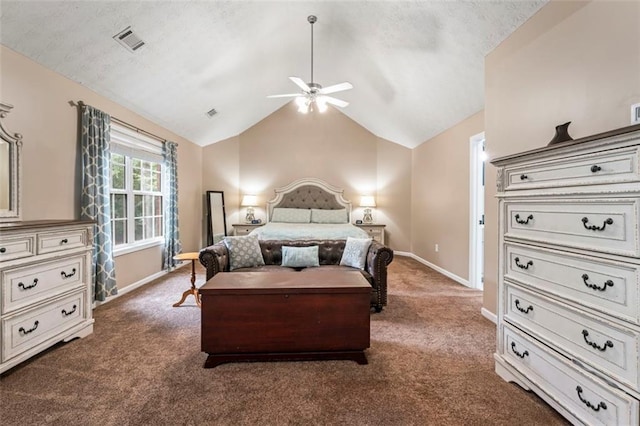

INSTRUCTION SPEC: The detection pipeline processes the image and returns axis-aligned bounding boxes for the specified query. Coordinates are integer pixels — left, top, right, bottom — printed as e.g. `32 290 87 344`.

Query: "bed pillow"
281 246 320 268
339 237 373 270
223 235 265 271
271 207 311 223
310 208 348 224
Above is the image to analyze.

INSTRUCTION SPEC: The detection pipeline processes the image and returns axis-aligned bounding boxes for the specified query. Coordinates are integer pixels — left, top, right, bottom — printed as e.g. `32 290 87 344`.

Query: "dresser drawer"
0 234 35 262
37 228 89 255
2 291 85 361
505 145 639 191
2 255 85 314
503 325 639 426
505 199 639 257
505 283 640 392
505 243 640 324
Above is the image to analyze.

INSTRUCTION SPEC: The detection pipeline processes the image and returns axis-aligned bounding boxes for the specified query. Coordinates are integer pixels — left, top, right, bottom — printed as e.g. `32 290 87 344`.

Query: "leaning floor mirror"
206 191 227 246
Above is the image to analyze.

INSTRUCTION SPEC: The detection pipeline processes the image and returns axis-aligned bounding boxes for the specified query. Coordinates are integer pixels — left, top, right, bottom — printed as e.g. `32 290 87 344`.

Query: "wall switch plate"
632 103 640 125
435 244 439 252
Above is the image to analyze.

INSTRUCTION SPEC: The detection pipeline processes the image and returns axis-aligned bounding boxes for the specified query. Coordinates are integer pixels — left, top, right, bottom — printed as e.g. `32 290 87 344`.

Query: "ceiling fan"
268 15 353 113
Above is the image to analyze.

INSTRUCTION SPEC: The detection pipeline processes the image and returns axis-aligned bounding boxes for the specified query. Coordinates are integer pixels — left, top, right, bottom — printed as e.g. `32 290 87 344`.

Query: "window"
109 123 165 254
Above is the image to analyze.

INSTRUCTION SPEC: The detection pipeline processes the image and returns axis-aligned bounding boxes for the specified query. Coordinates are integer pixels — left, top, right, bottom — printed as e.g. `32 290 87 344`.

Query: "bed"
249 178 369 241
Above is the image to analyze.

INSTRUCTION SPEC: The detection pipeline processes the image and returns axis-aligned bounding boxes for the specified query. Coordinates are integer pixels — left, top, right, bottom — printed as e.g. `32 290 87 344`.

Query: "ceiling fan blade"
289 76 311 92
267 94 302 98
319 82 353 95
322 96 349 108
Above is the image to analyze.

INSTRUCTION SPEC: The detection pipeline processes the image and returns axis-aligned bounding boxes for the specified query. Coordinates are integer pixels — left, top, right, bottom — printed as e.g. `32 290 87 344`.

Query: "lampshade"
360 196 376 207
241 195 258 207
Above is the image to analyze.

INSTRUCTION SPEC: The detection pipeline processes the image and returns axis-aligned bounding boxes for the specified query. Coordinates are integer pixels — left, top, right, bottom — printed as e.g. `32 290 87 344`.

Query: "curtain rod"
74 100 168 144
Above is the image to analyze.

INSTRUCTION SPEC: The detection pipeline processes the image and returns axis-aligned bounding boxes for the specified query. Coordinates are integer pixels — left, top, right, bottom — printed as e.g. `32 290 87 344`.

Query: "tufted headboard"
266 178 353 223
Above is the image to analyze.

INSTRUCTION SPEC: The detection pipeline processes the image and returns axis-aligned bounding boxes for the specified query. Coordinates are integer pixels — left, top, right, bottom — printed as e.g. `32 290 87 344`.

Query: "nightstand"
231 223 264 236
354 223 385 244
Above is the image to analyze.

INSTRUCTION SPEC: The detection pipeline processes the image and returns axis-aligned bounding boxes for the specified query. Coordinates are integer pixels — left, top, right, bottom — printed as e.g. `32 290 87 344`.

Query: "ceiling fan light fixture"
316 97 328 113
297 98 310 114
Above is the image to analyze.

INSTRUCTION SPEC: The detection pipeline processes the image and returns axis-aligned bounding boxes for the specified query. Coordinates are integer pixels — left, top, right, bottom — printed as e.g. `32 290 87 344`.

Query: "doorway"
469 132 486 290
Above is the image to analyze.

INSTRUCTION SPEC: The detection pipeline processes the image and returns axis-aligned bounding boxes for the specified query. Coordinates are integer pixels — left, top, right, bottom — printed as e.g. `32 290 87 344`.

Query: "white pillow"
339 237 373 270
281 246 320 268
311 208 348 224
271 207 311 223
223 235 265 271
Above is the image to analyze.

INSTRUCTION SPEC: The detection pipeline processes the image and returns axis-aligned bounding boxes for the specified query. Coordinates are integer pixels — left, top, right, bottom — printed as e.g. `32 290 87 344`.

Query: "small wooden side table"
172 252 201 308
231 223 265 236
353 223 386 244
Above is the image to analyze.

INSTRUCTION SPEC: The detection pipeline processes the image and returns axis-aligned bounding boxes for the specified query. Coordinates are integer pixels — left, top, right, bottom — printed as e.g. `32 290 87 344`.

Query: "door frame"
469 132 485 290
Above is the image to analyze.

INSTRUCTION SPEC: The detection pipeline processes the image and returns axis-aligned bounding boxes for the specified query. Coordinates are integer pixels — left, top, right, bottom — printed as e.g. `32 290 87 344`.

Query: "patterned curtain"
163 141 182 270
80 105 117 301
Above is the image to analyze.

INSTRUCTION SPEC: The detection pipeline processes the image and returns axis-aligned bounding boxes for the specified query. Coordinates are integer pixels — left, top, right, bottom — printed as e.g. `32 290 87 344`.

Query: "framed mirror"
206 191 227 245
0 103 22 222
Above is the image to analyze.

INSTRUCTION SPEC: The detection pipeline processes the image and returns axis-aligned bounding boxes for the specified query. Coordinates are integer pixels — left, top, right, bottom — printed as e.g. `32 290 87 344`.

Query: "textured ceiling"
1 1 547 148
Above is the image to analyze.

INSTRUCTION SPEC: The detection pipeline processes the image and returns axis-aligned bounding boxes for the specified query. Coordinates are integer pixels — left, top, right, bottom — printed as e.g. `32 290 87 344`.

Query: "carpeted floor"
0 256 568 425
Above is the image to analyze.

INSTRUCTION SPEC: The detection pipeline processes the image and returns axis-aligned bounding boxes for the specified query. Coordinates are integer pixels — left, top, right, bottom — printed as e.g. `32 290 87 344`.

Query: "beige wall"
1 46 204 290
202 135 240 242
376 137 412 251
201 101 413 252
411 111 484 281
483 0 640 314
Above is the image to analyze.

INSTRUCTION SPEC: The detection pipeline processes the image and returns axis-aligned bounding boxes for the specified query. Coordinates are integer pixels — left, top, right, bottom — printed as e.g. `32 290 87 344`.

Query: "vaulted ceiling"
1 1 547 148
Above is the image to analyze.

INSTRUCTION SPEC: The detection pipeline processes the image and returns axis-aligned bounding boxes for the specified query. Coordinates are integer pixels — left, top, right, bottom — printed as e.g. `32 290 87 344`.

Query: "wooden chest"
200 270 371 368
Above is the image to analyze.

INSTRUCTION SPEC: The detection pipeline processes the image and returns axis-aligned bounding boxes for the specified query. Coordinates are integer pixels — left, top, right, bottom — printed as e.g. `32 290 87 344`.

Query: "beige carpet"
0 256 568 425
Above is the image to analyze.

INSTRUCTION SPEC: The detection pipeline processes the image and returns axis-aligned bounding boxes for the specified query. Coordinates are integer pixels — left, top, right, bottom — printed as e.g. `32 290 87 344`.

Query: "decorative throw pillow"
281 246 320 268
271 207 311 223
223 235 265 271
339 237 373 270
310 208 348 224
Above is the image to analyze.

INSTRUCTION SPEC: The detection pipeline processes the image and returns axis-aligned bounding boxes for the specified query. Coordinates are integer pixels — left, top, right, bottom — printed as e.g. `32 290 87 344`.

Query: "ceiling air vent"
206 108 218 118
113 26 145 52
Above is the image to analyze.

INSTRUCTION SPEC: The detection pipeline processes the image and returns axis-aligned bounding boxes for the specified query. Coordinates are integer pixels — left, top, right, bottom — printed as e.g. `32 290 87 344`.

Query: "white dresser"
0 220 94 374
492 124 640 425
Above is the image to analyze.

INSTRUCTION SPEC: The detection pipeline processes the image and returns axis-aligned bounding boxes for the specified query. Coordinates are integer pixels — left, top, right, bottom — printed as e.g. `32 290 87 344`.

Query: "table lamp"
241 195 257 223
360 196 376 224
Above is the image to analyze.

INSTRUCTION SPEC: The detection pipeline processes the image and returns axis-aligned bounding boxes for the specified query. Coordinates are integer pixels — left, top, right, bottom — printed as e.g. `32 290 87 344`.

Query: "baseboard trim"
395 252 471 288
93 261 188 308
481 307 497 324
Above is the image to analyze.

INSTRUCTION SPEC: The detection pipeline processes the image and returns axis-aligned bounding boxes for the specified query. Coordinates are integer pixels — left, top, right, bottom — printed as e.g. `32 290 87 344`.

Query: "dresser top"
0 219 94 232
491 123 640 166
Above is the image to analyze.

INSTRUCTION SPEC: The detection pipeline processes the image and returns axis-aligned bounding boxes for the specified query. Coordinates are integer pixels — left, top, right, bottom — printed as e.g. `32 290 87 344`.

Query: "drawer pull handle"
0 247 6 253
582 330 613 352
514 214 533 225
60 238 68 244
514 257 533 270
576 386 607 412
581 274 614 292
581 217 613 231
61 268 77 279
510 342 529 359
520 174 528 180
514 299 533 314
61 305 77 316
590 165 602 173
19 320 39 335
18 278 39 290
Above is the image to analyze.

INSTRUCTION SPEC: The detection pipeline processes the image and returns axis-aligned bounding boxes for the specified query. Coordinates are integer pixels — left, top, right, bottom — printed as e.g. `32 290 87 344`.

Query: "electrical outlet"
435 244 439 252
632 103 640 125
